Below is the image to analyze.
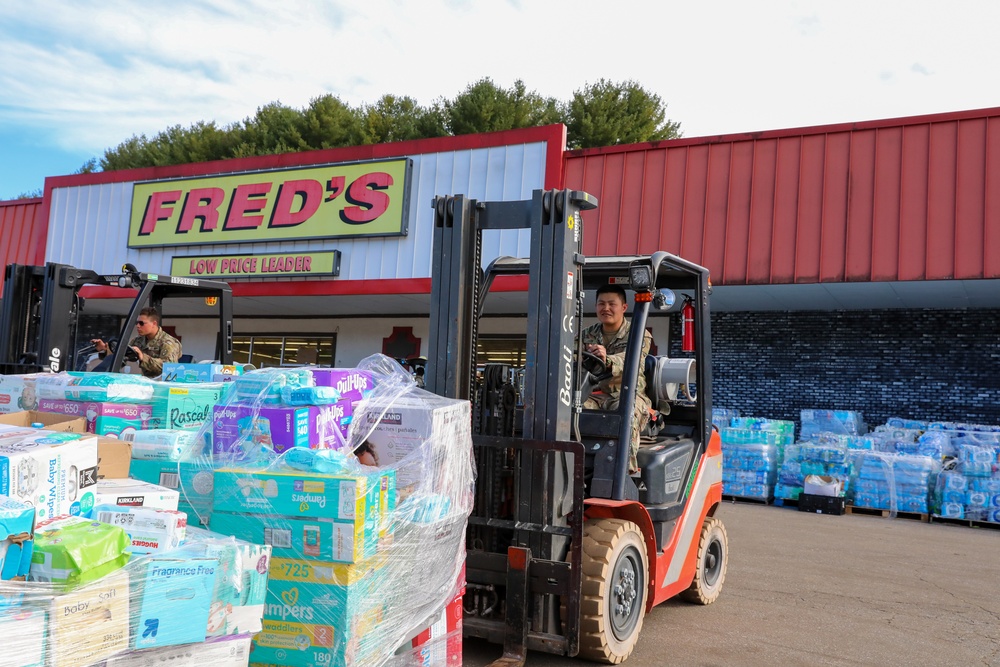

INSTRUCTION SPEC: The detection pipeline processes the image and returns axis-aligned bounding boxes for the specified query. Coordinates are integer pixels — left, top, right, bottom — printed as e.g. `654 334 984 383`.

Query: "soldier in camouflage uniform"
581 284 653 474
92 307 182 378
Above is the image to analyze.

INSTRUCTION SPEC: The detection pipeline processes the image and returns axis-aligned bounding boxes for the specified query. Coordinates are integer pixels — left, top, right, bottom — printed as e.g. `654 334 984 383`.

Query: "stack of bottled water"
800 409 866 439
853 452 938 514
720 427 781 500
933 441 1000 522
774 441 854 501
712 408 740 431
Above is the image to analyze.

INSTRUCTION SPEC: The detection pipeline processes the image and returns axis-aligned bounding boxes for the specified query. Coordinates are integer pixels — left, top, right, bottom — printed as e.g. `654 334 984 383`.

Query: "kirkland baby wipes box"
91 478 180 514
0 495 35 580
0 429 99 524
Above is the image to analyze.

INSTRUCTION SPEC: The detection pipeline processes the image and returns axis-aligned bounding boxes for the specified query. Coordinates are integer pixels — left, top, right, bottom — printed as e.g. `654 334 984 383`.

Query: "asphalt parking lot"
463 501 1000 666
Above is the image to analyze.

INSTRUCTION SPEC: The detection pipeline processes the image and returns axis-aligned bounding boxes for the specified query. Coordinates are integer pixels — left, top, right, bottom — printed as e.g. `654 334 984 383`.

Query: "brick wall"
674 309 1000 430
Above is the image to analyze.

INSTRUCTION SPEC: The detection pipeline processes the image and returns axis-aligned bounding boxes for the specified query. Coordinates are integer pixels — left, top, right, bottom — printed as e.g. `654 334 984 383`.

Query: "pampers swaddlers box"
0 429 99 524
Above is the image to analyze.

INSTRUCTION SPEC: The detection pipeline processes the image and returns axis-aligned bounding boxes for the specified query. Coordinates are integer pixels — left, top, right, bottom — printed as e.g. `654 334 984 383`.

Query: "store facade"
3 107 999 425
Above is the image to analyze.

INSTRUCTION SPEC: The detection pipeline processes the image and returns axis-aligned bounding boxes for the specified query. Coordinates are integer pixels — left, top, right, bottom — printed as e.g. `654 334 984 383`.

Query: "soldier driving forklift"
425 189 728 665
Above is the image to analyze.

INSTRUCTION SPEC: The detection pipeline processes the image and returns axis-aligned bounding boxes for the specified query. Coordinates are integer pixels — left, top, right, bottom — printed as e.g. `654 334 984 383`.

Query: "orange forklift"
425 189 728 664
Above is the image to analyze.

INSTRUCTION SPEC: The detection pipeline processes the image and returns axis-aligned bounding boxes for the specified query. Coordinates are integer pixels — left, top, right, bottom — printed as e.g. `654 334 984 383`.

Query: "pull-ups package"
308 368 376 401
28 514 131 588
0 495 35 579
0 429 99 524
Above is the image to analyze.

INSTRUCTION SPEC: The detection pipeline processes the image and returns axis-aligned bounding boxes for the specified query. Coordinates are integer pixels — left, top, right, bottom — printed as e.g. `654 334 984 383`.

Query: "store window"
232 335 335 368
476 335 527 366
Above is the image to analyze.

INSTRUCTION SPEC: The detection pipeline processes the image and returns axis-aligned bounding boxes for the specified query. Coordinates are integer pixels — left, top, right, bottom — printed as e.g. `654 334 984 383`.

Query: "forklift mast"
426 189 719 663
0 262 234 375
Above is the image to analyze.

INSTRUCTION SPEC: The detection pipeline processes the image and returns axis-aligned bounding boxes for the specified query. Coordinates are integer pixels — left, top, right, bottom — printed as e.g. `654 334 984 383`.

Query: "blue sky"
2 0 1000 201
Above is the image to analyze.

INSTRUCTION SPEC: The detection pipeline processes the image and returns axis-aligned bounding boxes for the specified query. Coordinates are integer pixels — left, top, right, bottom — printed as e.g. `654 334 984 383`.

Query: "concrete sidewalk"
464 501 1000 666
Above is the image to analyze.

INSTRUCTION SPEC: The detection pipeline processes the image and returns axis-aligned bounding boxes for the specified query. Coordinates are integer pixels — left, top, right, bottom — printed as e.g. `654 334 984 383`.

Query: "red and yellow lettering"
223 183 272 230
177 187 226 233
270 180 322 228
326 176 346 202
139 190 182 235
339 172 392 225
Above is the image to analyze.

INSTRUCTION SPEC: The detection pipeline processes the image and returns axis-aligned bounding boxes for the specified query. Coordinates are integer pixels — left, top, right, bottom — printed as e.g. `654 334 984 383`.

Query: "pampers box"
36 398 160 438
211 468 381 563
360 393 471 498
252 559 387 667
0 429 99 524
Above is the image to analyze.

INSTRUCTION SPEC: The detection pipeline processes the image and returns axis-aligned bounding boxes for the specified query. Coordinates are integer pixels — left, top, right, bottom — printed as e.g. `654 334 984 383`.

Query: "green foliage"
95 79 678 170
566 79 681 149
444 78 565 136
13 187 43 199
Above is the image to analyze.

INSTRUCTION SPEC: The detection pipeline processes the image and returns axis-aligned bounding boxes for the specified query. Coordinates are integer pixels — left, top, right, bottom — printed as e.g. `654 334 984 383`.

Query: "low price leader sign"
128 158 411 248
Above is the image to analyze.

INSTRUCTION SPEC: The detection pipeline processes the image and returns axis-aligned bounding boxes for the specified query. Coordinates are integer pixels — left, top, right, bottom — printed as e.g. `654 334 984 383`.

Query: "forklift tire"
578 518 648 664
680 516 728 605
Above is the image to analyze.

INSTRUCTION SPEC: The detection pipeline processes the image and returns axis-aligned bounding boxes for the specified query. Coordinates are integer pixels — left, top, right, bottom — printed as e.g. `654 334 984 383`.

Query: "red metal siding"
0 198 44 293
564 106 1000 284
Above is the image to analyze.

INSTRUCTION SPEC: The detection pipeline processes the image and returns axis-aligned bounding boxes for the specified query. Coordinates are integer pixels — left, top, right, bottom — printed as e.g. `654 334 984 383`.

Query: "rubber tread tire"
680 516 728 605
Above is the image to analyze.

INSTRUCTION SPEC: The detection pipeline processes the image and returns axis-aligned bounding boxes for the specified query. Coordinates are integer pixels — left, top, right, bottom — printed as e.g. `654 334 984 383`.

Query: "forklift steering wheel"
581 350 612 381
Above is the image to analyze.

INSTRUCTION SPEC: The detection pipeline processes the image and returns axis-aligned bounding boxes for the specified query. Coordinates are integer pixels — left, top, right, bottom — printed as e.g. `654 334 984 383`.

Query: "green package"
29 515 131 588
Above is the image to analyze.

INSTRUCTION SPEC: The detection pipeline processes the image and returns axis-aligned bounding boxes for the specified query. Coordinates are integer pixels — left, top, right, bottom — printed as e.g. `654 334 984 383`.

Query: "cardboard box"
98 437 133 480
36 399 160 437
0 410 86 432
93 505 188 554
213 404 314 457
90 478 180 514
803 474 844 497
359 394 470 499
212 468 381 564
0 430 99 524
47 569 130 667
308 369 376 402
0 495 35 580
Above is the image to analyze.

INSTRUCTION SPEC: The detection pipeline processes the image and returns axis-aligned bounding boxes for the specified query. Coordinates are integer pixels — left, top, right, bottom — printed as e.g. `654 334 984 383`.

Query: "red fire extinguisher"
681 297 696 352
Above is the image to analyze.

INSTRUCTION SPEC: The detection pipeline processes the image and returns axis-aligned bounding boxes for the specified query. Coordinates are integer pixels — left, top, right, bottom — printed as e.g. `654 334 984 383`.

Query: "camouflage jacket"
129 328 182 378
581 320 652 411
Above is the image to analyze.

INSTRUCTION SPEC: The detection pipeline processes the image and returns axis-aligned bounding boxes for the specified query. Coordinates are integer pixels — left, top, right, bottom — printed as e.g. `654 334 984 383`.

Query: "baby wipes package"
0 429 99 524
92 505 188 554
91 478 180 514
130 429 197 461
28 514 131 587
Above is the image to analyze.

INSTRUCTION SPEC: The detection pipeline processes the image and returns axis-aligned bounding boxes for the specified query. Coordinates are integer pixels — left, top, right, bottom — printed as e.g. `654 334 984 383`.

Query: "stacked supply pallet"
800 409 866 439
775 442 854 502
853 452 938 514
720 428 780 501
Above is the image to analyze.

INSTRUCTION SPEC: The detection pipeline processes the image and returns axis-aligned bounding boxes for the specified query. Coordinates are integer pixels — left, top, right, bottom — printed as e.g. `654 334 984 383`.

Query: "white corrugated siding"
45 142 548 279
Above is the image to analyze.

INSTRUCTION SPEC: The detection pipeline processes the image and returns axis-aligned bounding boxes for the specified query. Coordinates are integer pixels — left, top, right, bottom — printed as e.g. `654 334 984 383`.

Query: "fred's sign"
128 158 411 248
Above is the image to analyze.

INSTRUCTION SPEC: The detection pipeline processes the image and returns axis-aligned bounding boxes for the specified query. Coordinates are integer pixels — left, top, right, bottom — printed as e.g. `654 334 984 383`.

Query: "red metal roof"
564 107 1000 285
0 197 44 293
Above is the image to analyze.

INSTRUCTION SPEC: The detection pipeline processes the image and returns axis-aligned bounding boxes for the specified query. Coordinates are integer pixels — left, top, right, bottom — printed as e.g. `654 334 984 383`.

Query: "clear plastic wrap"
799 409 866 439
720 435 778 500
3 354 472 667
711 407 740 431
774 442 854 501
178 354 473 667
852 452 940 516
0 512 271 667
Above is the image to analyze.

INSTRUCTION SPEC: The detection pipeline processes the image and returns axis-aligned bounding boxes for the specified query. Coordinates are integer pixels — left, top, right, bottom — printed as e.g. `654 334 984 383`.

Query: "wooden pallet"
772 497 799 509
845 505 930 522
722 494 773 505
929 516 1000 531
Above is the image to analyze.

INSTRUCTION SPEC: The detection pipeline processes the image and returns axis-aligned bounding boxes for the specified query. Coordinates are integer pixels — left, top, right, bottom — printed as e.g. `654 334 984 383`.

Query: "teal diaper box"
211 468 388 563
129 458 213 526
